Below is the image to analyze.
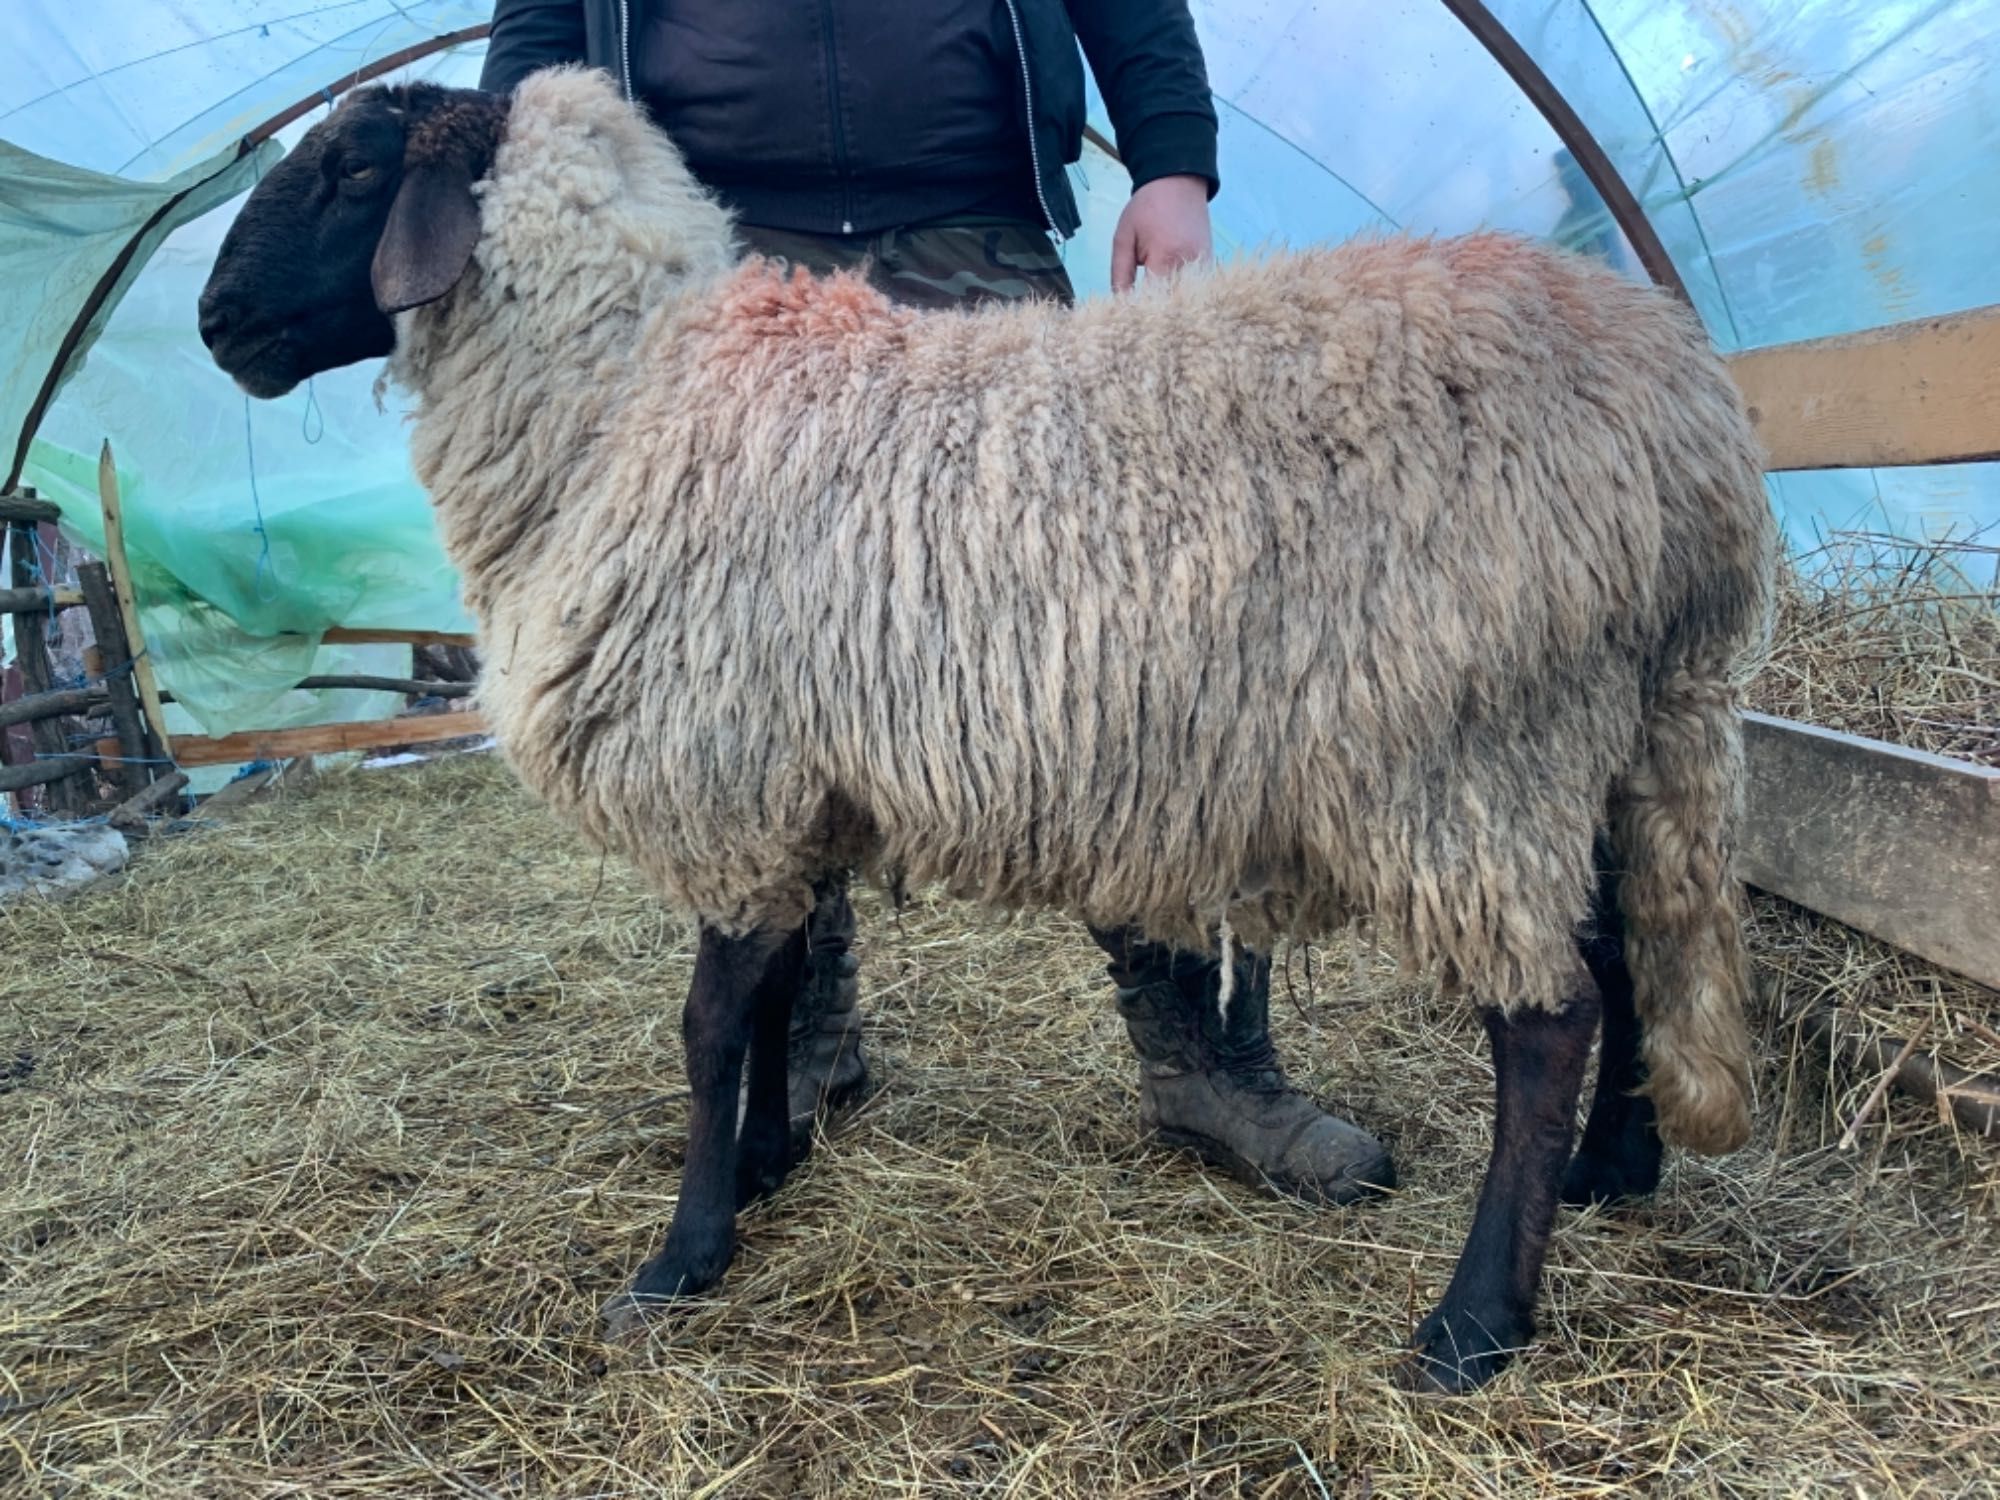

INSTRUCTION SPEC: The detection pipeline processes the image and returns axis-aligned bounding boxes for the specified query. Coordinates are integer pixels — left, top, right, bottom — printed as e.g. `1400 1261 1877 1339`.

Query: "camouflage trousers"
737 217 1391 1205
740 216 1071 1130
735 216 1076 311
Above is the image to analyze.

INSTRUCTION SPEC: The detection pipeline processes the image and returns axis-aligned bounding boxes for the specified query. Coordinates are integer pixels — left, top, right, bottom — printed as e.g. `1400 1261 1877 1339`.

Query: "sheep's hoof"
1559 1146 1661 1208
735 1151 792 1209
1401 1303 1531 1395
601 1241 734 1338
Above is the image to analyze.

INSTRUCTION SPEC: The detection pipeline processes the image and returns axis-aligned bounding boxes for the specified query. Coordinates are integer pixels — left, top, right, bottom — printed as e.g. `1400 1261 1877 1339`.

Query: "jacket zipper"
818 0 855 233
1000 0 1062 241
617 0 634 99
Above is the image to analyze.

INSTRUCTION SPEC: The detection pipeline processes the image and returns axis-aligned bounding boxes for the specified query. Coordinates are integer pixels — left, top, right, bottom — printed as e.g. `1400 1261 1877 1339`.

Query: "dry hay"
2 533 1998 1497
1744 531 2000 1118
4 762 1998 1496
1753 531 1998 769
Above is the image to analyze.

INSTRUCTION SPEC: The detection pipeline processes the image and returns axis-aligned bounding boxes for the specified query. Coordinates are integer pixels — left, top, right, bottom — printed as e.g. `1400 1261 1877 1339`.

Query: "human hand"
1110 173 1213 292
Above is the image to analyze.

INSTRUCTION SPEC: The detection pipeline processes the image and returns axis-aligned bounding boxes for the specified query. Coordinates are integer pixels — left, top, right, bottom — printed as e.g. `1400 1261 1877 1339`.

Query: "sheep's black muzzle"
197 288 301 399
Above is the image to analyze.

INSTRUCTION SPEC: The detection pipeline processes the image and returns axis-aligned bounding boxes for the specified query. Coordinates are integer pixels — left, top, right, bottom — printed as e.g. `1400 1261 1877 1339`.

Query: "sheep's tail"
1608 663 1757 1156
1606 498 1779 1165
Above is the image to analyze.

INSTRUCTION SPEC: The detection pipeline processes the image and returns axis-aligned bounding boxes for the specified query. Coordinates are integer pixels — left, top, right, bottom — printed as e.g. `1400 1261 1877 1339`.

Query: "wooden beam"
1736 712 2000 990
1727 304 2000 471
296 673 476 698
0 490 60 525
0 585 82 615
172 709 489 767
0 757 89 795
319 627 478 649
97 441 173 757
108 770 190 833
0 684 108 730
1803 1008 2000 1142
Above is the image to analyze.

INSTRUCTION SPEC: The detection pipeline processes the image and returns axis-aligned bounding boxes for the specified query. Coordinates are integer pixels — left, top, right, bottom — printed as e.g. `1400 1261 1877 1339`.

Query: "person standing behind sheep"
478 0 1393 1201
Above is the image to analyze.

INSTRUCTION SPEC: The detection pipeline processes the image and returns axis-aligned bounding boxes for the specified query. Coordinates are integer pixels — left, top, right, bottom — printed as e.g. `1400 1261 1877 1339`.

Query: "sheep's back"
523 239 1767 1004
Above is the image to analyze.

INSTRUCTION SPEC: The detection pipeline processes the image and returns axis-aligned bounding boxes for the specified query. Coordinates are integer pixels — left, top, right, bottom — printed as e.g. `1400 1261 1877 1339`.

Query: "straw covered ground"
2 536 1997 1497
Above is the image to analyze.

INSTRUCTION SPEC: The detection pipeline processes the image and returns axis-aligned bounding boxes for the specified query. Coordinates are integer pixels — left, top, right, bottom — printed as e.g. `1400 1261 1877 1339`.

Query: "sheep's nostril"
197 302 232 350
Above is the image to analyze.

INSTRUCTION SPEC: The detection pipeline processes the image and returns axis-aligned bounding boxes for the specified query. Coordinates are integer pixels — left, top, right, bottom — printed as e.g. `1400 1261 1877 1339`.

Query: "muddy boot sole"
1150 1123 1396 1207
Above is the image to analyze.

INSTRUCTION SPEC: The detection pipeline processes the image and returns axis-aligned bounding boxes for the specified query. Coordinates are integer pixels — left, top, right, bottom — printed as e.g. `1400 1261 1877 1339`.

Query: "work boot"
1092 927 1394 1204
785 875 870 1158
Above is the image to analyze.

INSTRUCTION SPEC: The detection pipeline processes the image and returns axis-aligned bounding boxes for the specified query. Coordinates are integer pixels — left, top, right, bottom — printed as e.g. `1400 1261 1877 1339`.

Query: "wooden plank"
1727 303 2000 471
108 769 190 833
1736 712 2000 990
198 762 285 815
97 441 173 757
77 560 152 796
172 709 489 767
320 627 478 649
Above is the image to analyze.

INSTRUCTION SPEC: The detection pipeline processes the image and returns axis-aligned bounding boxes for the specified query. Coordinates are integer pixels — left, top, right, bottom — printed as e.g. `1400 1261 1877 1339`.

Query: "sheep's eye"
342 162 378 184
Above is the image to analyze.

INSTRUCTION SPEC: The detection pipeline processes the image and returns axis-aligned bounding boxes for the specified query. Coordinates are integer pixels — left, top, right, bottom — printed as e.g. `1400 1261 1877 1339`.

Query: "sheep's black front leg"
1563 851 1664 1207
1407 978 1599 1394
605 922 805 1329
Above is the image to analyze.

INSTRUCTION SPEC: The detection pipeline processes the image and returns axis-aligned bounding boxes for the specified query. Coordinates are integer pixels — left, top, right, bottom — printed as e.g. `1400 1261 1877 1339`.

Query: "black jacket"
479 0 1217 236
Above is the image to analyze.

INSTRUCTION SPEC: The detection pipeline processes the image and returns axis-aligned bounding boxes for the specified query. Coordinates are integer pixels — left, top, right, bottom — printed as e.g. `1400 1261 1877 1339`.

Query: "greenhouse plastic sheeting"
2 1 494 180
6 27 486 736
0 138 268 485
3 2 1995 744
23 134 478 733
1078 0 2000 549
1472 0 2000 561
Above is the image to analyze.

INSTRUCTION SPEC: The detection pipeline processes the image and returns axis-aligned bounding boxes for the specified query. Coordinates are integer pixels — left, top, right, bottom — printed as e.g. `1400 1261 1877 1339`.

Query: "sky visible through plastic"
2 0 1995 737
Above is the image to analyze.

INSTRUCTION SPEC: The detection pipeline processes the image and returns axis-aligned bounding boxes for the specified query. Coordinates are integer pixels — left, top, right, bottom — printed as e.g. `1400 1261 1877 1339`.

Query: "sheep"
198 66 1777 1394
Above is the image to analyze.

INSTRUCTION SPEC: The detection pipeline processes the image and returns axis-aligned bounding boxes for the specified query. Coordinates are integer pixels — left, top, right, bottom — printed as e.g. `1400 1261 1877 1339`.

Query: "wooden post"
77 560 152 797
96 441 173 760
7 518 82 814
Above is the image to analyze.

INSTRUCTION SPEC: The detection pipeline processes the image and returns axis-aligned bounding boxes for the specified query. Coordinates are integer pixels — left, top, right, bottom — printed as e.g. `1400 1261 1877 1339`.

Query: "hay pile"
1744 531 2000 1135
3 755 1996 1495
2 531 1996 1495
1752 531 1998 768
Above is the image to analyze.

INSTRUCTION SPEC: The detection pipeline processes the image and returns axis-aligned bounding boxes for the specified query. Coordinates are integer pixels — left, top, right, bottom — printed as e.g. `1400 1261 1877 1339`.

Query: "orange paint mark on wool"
712 260 911 345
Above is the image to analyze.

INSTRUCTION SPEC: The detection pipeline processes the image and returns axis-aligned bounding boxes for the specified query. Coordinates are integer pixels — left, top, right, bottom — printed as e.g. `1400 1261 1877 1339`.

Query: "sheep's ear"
371 158 481 314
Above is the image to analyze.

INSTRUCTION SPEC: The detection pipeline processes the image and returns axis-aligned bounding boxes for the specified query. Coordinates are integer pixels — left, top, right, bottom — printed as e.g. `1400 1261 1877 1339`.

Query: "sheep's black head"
199 82 508 398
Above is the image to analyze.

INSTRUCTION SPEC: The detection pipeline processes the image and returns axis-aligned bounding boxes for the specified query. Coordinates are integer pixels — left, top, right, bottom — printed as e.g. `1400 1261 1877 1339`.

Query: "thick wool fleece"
390 69 1775 1155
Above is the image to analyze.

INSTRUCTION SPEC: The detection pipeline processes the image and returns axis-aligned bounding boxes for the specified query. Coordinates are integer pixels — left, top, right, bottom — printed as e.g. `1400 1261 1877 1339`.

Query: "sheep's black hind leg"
1562 850 1664 1207
1406 977 1599 1394
605 922 805 1330
737 928 802 1209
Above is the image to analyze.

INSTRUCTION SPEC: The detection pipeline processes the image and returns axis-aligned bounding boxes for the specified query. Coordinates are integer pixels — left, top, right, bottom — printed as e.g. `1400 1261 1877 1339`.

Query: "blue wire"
243 395 279 603
301 377 324 443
